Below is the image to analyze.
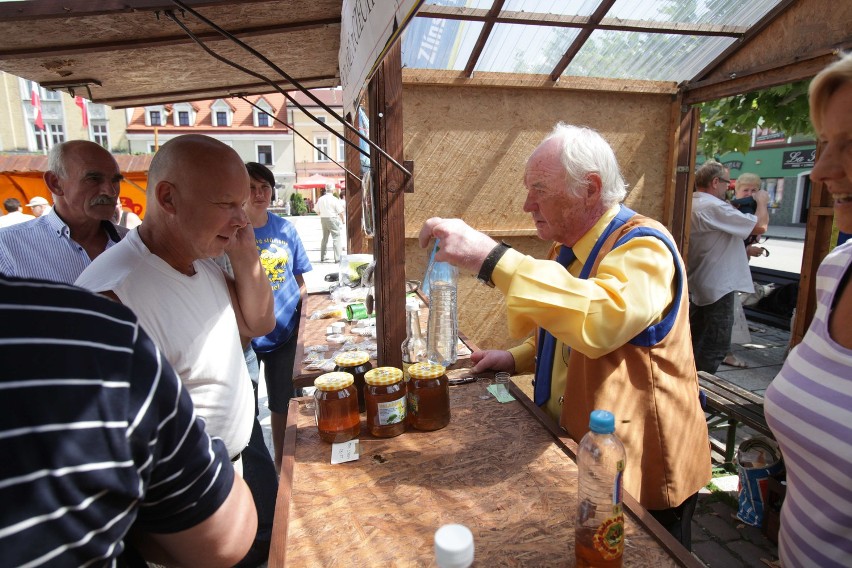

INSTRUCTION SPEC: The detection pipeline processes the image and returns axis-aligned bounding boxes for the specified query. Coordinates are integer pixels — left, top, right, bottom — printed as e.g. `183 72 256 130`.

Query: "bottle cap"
589 409 615 434
314 372 354 391
334 350 370 367
408 361 446 379
365 367 404 386
434 524 474 568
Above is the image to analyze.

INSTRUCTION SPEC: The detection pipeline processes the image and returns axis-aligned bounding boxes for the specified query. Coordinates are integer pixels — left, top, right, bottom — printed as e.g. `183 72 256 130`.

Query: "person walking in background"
0 140 126 283
314 186 344 263
765 52 852 568
0 198 34 227
113 201 142 229
420 123 710 548
24 195 51 217
0 274 257 567
245 162 312 472
687 160 769 373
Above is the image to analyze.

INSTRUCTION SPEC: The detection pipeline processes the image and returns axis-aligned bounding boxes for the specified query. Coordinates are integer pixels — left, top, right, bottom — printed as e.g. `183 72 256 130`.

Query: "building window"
33 124 46 151
149 110 161 126
148 143 157 154
257 112 270 127
41 88 60 101
216 111 228 126
92 122 109 148
178 111 190 126
257 145 273 165
315 136 329 162
317 116 326 124
49 124 65 145
338 137 346 162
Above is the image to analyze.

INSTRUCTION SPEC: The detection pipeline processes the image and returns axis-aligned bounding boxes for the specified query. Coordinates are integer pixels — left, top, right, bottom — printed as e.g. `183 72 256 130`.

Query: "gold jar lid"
408 361 446 379
334 350 370 367
365 367 404 386
314 372 354 391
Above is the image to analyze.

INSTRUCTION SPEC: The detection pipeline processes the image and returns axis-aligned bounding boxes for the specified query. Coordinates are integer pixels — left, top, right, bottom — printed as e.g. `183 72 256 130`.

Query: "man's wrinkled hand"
419 217 499 274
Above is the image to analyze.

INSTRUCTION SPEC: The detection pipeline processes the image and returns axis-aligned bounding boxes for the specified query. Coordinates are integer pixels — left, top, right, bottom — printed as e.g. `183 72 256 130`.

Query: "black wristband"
477 242 512 287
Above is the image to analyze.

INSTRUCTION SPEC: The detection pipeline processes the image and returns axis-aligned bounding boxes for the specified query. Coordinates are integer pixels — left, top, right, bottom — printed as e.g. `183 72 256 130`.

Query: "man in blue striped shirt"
0 274 257 566
0 140 127 283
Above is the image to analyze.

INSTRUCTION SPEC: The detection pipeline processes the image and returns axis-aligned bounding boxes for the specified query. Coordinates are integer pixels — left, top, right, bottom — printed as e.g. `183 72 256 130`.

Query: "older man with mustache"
0 140 126 283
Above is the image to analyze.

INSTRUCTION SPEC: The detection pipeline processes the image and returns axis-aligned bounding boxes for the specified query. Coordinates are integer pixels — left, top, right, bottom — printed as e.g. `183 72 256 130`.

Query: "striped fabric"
765 242 852 568
0 210 124 284
0 276 234 567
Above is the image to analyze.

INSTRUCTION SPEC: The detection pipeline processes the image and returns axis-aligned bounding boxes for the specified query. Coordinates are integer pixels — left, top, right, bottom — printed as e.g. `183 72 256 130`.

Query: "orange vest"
558 214 711 510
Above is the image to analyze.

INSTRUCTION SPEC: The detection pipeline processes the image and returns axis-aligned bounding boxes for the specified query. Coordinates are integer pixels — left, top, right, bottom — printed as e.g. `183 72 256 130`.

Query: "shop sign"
724 160 743 171
755 131 786 146
782 149 816 169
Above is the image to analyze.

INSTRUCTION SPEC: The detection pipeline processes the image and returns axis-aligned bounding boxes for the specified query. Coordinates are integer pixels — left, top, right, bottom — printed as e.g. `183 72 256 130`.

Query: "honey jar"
313 372 360 443
364 367 407 438
407 362 450 431
333 350 372 413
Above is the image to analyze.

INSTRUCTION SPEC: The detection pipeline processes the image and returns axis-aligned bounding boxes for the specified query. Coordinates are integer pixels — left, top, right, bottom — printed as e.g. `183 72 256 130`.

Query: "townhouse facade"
288 89 346 184
0 71 129 153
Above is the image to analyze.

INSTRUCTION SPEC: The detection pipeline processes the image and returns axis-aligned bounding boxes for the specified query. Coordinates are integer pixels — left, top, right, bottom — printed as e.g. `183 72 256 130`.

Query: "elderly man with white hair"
419 123 710 549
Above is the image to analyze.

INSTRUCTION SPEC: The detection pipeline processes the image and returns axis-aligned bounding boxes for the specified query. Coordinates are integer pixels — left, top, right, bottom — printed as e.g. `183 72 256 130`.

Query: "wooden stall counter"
270 367 702 567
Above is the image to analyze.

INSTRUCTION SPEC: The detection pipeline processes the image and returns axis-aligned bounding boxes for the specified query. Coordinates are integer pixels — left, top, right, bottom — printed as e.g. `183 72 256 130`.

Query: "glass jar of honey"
407 361 450 431
364 367 407 438
313 372 360 443
333 350 372 413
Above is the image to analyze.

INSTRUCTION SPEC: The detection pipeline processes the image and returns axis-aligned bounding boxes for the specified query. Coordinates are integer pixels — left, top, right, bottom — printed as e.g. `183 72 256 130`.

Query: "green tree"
699 80 813 158
290 192 307 216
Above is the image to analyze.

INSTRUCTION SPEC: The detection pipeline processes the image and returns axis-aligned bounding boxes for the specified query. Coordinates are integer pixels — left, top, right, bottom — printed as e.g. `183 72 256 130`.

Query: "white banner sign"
339 0 421 116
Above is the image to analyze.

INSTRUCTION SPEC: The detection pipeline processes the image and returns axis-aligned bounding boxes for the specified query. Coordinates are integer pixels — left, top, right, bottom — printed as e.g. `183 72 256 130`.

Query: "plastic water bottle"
575 410 625 568
425 260 458 367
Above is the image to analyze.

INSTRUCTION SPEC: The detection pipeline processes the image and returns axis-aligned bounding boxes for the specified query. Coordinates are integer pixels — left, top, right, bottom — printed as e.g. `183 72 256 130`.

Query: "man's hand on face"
419 217 499 274
225 223 259 262
753 189 770 206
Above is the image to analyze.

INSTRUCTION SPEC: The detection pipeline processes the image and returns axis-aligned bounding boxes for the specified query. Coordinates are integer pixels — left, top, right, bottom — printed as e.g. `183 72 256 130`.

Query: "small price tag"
331 439 360 464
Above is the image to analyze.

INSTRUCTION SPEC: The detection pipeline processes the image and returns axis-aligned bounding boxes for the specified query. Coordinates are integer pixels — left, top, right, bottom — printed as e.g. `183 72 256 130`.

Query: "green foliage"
699 80 813 158
290 192 308 216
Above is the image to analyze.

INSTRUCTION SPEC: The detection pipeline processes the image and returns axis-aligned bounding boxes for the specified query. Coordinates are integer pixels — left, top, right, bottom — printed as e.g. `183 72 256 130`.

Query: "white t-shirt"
75 229 253 457
687 191 757 306
314 193 344 218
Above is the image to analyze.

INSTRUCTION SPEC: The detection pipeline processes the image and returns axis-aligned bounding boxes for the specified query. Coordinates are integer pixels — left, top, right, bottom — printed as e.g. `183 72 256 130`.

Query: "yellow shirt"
495 206 676 421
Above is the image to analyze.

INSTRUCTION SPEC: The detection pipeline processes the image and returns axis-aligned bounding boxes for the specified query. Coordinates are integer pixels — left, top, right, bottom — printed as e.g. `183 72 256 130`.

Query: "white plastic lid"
434 524 474 568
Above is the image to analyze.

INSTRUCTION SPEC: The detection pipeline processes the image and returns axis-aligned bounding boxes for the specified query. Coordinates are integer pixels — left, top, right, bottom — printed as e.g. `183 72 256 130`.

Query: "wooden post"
791 141 834 347
344 112 365 254
368 43 406 369
669 102 700 255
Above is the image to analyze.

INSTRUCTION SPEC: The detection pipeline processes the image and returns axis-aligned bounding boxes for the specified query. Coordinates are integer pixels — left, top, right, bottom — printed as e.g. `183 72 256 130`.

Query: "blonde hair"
809 52 852 134
735 173 761 190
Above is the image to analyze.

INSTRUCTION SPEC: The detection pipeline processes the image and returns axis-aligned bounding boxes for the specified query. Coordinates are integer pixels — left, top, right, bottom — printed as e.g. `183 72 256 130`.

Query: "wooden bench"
698 371 774 469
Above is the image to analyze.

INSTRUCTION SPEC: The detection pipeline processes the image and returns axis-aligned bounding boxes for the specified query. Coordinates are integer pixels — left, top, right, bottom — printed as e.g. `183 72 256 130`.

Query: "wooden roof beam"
688 0 798 84
416 6 746 37
0 0 260 21
462 0 505 78
0 17 341 60
96 74 339 108
549 0 617 82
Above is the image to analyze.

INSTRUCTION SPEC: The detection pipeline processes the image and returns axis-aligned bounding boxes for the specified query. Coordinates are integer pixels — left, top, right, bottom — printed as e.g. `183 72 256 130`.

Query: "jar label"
377 396 406 425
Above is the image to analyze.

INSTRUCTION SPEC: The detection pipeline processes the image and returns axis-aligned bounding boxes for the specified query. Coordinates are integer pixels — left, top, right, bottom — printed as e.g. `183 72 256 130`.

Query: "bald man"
75 135 275 567
0 140 126 283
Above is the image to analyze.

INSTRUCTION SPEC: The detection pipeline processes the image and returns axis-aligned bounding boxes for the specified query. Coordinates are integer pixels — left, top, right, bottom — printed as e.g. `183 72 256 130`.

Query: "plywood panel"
402 82 674 352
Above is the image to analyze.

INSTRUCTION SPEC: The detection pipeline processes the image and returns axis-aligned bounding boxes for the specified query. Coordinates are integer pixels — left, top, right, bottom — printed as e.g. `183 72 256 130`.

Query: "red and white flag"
31 83 44 130
74 96 89 127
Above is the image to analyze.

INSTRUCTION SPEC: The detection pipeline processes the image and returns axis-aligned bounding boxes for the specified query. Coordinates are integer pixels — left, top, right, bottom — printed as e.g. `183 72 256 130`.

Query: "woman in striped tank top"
765 52 852 568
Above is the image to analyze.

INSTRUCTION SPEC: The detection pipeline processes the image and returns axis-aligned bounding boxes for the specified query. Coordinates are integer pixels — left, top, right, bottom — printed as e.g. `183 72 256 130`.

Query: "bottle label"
613 459 624 505
377 396 406 425
408 392 419 416
593 513 624 560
